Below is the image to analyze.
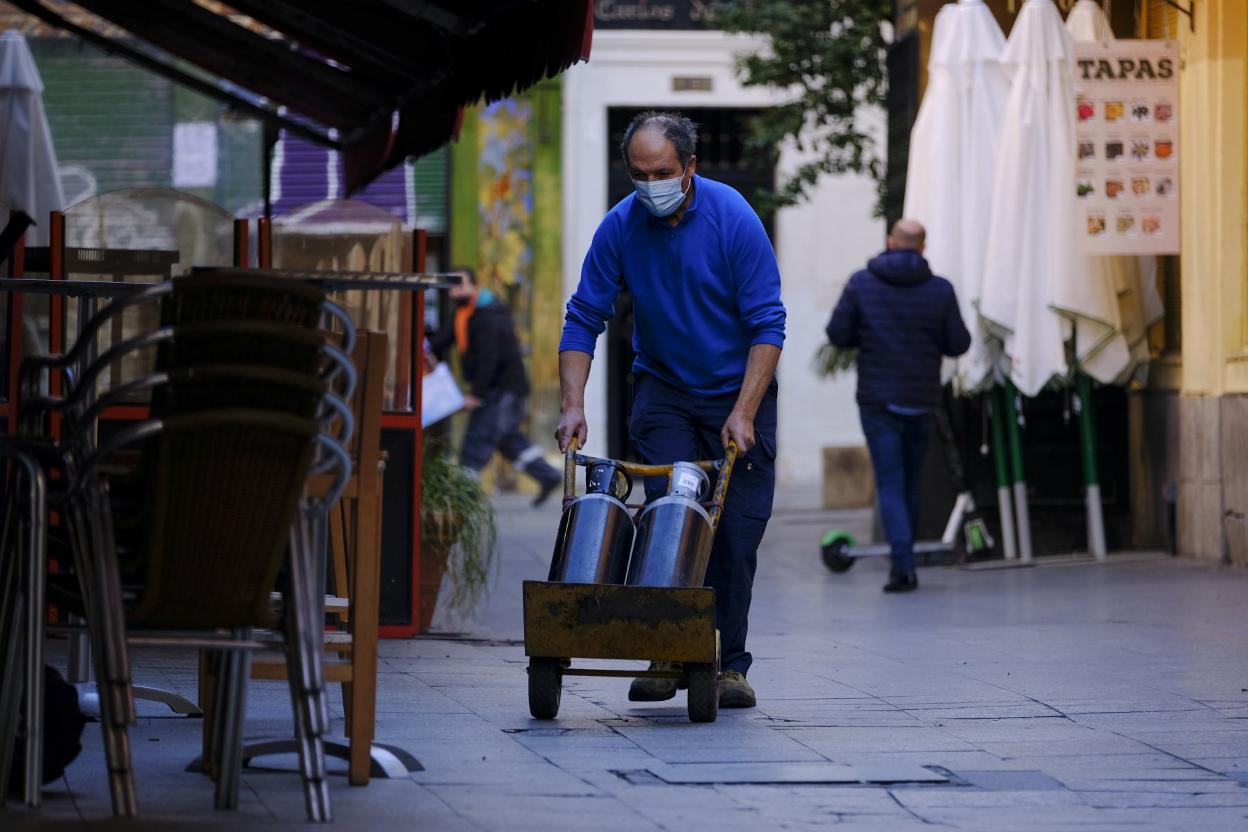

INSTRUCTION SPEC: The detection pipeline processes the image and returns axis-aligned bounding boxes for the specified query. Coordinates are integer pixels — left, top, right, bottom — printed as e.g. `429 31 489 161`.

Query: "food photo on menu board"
1073 40 1180 256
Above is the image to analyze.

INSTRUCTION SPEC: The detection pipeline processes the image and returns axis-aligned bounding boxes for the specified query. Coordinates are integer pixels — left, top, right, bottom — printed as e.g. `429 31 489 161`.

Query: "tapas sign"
1073 40 1180 255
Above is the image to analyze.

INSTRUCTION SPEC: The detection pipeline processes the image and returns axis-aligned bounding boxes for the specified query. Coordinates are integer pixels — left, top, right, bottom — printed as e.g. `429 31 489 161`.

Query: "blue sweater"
560 176 786 396
826 250 971 409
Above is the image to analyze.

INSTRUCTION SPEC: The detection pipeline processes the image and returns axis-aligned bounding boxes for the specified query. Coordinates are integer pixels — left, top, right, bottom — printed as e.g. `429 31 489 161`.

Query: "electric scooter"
820 403 994 573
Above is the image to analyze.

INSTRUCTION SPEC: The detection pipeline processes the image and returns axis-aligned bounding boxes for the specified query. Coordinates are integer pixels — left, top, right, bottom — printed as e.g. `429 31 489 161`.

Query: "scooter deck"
845 540 956 558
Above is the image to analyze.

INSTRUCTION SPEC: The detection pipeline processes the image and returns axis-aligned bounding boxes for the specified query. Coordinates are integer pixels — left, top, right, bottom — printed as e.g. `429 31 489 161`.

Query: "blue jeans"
860 406 933 573
629 374 777 675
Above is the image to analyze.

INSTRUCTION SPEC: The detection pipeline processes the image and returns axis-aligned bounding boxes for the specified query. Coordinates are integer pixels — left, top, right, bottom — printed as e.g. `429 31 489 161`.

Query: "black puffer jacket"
431 300 530 399
826 250 971 409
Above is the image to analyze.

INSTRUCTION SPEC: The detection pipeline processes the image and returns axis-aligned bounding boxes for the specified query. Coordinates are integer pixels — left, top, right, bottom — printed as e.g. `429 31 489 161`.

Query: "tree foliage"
717 0 892 211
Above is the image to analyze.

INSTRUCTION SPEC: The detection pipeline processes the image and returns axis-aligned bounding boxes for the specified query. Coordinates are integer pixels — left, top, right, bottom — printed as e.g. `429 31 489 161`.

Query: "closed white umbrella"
904 0 1008 394
1065 0 1164 386
979 0 1074 398
0 30 64 246
1057 0 1130 384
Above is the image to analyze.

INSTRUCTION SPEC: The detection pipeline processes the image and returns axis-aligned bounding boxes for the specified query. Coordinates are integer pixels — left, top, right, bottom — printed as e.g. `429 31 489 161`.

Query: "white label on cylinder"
675 468 702 497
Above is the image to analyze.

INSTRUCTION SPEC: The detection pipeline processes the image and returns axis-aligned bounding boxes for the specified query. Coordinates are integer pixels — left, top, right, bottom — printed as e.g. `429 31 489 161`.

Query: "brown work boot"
628 661 685 702
718 670 757 708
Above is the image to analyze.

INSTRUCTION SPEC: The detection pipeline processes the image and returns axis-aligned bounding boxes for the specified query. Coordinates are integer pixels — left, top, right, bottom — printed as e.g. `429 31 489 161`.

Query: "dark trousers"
461 391 559 485
859 406 933 573
629 374 777 676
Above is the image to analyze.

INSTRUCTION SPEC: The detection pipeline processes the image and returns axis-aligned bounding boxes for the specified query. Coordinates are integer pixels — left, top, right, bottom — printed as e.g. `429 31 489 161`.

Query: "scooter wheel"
821 538 856 573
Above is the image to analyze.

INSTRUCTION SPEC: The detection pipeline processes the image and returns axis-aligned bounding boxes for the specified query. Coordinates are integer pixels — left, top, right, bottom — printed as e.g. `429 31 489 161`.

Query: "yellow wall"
1179 0 1248 395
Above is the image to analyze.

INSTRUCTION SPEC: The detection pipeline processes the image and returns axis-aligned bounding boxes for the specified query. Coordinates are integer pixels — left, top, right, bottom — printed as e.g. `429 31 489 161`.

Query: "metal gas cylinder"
548 462 635 584
626 462 714 588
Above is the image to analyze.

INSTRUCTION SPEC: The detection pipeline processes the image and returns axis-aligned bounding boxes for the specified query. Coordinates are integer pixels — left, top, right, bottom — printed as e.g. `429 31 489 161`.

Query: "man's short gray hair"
620 111 699 167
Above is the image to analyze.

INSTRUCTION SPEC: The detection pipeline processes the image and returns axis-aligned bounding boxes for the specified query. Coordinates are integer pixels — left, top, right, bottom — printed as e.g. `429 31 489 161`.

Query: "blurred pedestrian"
431 268 562 506
826 219 971 593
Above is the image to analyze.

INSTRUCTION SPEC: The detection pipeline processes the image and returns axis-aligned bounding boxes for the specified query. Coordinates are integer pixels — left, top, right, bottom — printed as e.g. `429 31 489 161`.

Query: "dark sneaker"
718 670 756 708
883 569 919 593
628 662 684 702
533 476 561 508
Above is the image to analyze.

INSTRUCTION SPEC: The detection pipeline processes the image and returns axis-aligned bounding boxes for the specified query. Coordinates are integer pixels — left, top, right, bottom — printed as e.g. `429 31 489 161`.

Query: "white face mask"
632 164 690 217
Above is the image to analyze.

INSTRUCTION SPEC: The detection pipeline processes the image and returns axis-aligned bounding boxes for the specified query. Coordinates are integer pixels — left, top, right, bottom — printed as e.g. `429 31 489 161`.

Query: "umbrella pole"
1001 380 1033 562
988 388 1018 559
1075 371 1107 560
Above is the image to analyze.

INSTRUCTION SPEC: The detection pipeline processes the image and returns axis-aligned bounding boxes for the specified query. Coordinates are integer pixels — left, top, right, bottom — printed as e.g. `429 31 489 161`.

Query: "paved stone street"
9 496 1248 830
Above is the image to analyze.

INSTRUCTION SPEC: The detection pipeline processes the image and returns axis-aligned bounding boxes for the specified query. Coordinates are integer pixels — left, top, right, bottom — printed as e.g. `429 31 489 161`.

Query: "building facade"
1172 0 1247 564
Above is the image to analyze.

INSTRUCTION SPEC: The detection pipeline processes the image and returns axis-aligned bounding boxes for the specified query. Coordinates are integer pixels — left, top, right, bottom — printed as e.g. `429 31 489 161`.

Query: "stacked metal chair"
0 271 356 821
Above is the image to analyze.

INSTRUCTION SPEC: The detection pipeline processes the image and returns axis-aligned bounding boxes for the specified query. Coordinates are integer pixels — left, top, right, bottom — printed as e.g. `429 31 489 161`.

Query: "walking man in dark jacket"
826 219 971 593
432 268 562 505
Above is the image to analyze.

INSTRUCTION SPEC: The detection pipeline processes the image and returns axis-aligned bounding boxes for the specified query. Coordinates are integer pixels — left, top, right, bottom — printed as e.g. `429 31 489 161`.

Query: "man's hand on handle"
721 409 756 455
556 407 588 454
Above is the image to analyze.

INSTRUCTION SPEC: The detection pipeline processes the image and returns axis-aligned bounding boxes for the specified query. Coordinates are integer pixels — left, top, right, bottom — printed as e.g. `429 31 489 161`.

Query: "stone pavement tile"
830 750 1032 771
1066 708 1227 729
607 722 828 764
1061 777 1245 793
411 759 602 789
1078 790 1248 809
1191 757 1248 775
776 725 978 754
987 751 1199 772
711 785 925 829
425 787 662 832
934 722 1104 744
716 783 910 813
976 733 1156 758
902 703 1067 721
373 711 515 740
251 779 477 829
890 786 1087 809
912 806 1248 832
390 735 544 764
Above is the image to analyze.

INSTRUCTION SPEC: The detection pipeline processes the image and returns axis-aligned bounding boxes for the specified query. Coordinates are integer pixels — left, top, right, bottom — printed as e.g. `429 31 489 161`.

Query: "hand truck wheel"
685 651 719 724
527 657 562 720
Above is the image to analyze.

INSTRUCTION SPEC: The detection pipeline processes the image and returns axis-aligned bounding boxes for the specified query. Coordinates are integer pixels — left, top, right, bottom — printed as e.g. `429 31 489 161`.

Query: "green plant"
717 0 892 213
421 446 498 616
814 342 859 378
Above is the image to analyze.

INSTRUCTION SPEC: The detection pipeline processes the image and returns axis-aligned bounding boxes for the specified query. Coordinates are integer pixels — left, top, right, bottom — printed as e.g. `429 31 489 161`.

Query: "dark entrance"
603 106 776 460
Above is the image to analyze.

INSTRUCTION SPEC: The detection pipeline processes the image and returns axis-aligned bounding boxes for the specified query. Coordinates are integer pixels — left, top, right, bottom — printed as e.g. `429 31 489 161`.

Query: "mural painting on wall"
478 98 535 348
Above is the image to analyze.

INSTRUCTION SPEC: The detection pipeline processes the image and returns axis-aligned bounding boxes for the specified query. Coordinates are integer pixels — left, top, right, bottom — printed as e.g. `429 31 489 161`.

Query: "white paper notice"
1072 40 1180 255
172 122 219 188
421 362 465 428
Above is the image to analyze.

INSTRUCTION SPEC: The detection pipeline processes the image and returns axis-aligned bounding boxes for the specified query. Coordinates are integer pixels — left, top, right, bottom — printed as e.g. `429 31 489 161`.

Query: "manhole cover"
642 762 948 785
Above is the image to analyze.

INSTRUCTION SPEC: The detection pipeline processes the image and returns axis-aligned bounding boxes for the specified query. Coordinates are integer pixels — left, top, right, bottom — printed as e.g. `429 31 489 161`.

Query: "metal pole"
21 454 47 808
1001 381 1033 562
1075 372 1108 560
988 388 1018 560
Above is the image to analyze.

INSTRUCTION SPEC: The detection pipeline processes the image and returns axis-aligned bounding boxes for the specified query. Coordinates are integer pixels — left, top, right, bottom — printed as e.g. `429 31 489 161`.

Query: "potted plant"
419 445 498 632
815 342 858 378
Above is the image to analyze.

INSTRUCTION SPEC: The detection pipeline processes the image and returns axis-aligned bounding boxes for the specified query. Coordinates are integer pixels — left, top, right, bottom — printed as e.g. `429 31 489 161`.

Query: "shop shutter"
407 147 448 234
